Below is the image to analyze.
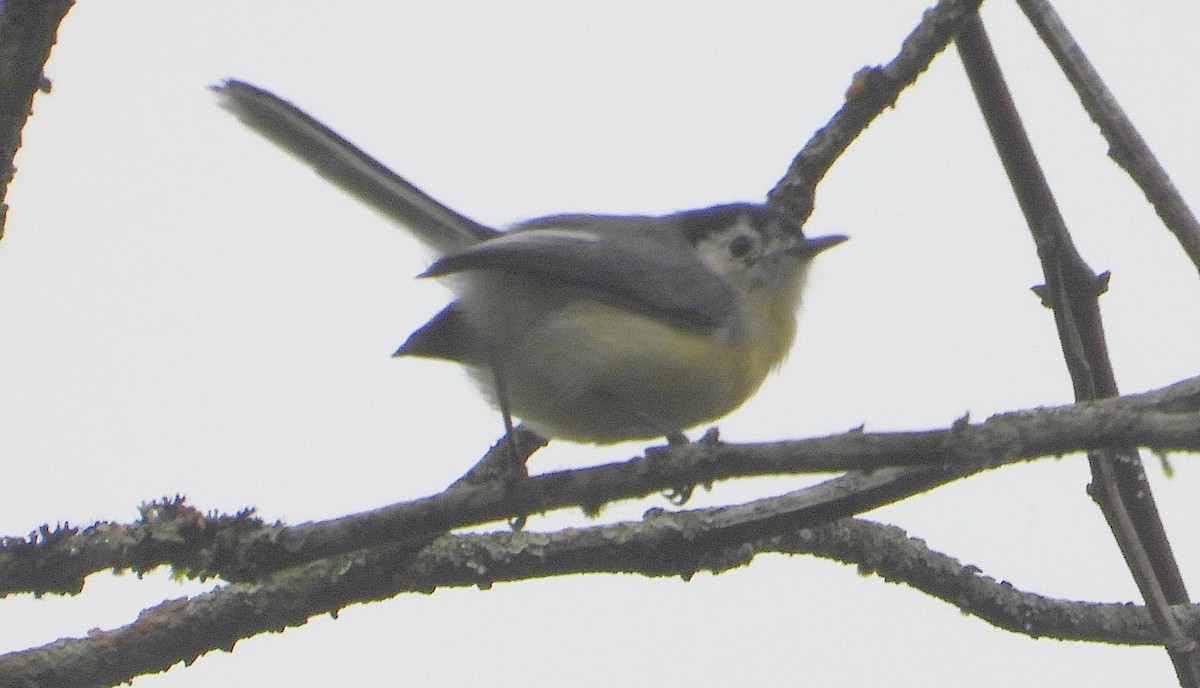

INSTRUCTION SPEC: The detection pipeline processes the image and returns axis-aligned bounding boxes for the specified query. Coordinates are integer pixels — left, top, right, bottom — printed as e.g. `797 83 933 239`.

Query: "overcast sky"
1 2 1198 686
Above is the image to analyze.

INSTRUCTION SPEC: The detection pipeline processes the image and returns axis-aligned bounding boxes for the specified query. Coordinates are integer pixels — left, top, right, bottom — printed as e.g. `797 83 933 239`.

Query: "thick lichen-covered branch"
2 376 1198 599
3 505 1195 687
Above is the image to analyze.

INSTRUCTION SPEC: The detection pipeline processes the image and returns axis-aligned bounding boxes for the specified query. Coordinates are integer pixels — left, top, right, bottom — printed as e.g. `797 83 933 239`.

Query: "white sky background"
1 1 1198 686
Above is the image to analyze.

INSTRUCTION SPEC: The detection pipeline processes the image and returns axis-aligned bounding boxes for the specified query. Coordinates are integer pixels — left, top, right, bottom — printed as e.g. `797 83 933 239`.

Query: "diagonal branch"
1015 0 1200 274
767 0 985 223
0 0 76 240
955 11 1199 685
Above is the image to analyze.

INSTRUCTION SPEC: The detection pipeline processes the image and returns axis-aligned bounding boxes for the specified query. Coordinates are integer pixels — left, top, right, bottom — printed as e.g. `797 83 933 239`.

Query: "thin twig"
767 0 985 223
1015 0 1200 275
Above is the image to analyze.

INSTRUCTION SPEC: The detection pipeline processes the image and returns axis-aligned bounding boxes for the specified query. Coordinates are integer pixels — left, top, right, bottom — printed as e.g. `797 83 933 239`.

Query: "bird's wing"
422 221 738 331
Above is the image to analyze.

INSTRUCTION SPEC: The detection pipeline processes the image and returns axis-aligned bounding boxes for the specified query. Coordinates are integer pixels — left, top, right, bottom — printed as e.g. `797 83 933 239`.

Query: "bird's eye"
729 234 755 258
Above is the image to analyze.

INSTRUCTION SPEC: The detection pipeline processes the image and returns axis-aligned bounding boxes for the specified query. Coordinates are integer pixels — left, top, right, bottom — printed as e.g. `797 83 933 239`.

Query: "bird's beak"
795 234 849 257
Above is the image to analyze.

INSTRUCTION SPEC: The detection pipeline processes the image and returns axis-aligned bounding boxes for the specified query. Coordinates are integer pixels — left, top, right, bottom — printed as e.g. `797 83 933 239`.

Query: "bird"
213 79 845 448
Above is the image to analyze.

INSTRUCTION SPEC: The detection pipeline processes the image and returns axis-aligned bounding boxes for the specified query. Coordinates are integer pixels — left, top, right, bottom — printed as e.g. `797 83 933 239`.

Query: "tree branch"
3 375 1198 598
767 0 984 223
955 12 1199 685
1014 0 1200 275
4 506 1197 687
0 0 75 240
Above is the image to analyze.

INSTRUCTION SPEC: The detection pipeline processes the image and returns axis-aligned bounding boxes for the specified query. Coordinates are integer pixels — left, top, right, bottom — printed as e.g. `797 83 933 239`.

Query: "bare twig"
955 12 1199 685
450 423 547 487
768 0 985 223
1015 0 1200 275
